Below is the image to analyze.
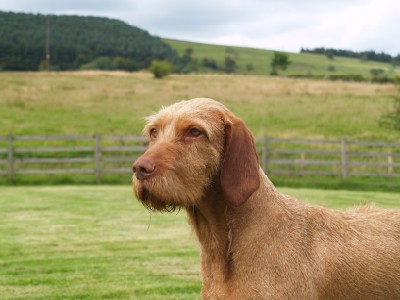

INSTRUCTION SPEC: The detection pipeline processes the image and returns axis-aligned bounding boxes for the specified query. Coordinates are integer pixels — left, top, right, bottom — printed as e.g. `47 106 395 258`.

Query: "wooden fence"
0 134 399 184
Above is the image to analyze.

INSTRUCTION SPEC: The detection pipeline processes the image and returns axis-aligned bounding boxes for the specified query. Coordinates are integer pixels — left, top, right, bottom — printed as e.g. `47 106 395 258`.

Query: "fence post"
94 133 101 184
340 137 348 179
261 136 268 174
7 133 14 185
387 149 393 175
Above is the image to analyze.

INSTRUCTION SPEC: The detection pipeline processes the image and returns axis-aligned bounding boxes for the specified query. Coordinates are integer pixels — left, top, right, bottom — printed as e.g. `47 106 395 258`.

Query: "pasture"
0 72 398 140
165 39 400 78
0 186 399 299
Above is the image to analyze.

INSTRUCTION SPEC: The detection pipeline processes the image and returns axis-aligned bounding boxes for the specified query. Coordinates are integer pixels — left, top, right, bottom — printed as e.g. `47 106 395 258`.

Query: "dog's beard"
133 176 181 213
137 186 179 213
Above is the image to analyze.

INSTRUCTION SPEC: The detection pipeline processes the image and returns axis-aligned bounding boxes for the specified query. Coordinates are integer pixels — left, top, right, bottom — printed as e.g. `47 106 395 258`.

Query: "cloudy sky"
1 0 399 55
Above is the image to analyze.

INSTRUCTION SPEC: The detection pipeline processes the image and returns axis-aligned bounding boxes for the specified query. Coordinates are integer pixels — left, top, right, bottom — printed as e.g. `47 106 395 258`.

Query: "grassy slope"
164 39 400 78
0 72 398 141
0 186 399 299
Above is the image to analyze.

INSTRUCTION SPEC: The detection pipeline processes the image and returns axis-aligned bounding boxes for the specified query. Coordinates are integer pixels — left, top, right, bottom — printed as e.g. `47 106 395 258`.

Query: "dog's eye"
187 127 203 138
149 128 158 139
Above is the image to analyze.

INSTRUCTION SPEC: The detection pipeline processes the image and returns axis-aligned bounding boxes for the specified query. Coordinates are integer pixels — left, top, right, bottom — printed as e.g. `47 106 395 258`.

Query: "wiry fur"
132 98 400 299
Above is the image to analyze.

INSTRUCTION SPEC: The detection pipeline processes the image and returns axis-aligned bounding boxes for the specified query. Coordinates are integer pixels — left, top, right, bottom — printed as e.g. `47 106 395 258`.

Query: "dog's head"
132 98 260 212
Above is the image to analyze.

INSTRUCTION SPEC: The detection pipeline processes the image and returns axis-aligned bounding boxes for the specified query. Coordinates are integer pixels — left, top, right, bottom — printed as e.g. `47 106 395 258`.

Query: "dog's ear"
220 118 260 206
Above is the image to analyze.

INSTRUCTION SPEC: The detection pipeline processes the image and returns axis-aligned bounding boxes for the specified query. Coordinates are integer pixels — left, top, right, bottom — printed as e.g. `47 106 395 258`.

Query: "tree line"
301 47 400 65
0 11 181 71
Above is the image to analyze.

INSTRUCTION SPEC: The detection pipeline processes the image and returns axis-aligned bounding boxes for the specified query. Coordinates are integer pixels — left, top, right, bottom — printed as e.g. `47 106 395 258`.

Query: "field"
1 72 400 189
0 186 399 299
164 39 400 78
0 72 398 140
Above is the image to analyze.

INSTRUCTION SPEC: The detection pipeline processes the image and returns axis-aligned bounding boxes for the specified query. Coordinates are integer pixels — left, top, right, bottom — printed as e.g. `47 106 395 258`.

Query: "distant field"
0 186 399 299
164 39 400 78
0 72 398 141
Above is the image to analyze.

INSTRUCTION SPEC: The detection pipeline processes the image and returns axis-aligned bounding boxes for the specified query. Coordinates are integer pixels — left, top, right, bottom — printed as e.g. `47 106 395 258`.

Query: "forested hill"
0 11 181 71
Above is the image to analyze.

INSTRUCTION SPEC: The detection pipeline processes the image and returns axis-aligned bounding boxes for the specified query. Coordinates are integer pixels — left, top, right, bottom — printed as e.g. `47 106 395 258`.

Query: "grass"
0 186 399 299
0 72 398 141
164 39 400 78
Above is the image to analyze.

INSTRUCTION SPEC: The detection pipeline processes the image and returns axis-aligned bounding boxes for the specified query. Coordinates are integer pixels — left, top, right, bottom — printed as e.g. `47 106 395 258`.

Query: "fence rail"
0 134 399 184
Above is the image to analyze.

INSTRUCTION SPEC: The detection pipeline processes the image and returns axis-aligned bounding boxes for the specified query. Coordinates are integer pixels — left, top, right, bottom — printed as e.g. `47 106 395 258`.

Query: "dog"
132 98 400 299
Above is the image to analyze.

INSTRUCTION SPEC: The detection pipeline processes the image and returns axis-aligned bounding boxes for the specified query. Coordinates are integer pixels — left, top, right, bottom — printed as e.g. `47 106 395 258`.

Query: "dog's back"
310 204 400 299
230 191 400 299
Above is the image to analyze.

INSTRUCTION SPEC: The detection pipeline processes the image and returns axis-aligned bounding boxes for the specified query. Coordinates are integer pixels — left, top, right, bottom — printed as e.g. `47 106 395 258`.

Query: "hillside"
1 10 399 79
0 11 180 71
164 39 400 79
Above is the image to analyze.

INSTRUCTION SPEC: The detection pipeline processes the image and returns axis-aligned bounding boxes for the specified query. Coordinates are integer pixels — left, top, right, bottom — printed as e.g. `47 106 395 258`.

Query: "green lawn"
0 186 398 299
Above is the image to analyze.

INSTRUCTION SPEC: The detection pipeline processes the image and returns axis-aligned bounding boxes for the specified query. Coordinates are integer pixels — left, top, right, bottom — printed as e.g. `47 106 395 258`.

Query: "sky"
1 0 399 56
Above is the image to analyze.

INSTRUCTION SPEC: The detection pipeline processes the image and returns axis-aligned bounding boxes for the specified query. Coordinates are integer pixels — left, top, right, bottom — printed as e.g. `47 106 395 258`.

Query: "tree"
225 56 236 74
149 60 173 79
270 52 290 75
0 11 182 71
202 57 218 70
182 48 193 65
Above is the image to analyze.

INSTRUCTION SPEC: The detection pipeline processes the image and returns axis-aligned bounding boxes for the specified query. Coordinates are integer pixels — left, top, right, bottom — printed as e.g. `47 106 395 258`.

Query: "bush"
113 56 137 72
149 60 173 78
80 56 116 70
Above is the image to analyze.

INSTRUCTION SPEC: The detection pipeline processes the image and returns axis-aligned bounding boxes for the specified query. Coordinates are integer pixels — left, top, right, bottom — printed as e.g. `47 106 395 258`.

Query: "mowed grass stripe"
0 186 200 300
0 186 399 299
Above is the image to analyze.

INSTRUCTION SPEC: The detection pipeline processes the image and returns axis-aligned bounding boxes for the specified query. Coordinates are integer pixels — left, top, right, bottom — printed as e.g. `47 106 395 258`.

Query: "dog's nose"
133 157 157 180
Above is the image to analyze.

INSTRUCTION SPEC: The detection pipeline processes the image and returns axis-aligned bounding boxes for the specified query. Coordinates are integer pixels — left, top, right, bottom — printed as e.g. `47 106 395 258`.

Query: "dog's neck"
186 172 280 289
186 183 233 291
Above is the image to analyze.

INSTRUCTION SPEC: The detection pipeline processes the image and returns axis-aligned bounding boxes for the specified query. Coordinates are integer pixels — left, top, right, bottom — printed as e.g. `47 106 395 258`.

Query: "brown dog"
132 98 400 299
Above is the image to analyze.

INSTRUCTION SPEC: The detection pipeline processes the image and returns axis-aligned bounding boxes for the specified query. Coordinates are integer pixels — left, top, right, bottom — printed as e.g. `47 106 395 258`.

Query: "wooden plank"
16 169 95 175
268 138 340 145
349 172 400 177
269 159 340 166
348 161 400 167
101 157 137 163
0 148 8 153
102 168 132 174
15 146 95 153
14 135 93 141
348 141 400 147
269 170 339 176
268 149 341 155
15 157 94 164
347 151 400 158
100 146 147 152
102 135 147 141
